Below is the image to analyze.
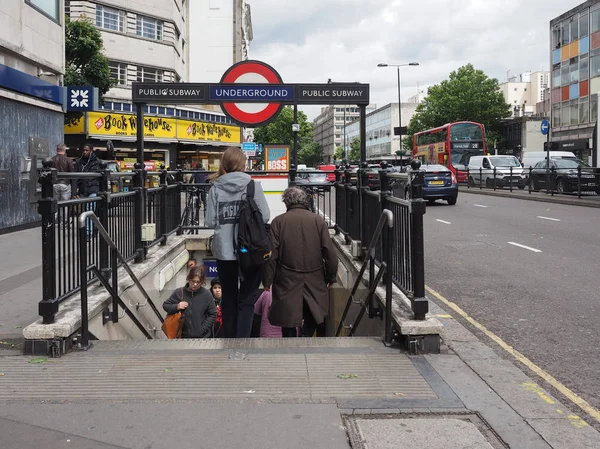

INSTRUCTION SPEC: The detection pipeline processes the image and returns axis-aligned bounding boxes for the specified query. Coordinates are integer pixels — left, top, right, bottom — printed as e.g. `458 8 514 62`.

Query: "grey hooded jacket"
205 171 270 261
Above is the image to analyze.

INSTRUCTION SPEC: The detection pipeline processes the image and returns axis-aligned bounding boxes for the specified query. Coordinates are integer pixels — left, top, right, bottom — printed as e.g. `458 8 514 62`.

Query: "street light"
377 62 419 155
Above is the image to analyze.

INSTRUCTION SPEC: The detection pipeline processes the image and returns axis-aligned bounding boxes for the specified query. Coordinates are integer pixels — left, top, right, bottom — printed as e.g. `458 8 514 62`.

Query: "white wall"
190 0 235 82
0 0 64 77
523 120 547 153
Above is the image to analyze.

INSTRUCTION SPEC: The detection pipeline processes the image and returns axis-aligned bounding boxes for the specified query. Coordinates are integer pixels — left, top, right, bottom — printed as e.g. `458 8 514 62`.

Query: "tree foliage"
334 146 345 161
252 106 313 146
405 64 511 149
298 138 324 167
64 17 114 125
348 137 361 162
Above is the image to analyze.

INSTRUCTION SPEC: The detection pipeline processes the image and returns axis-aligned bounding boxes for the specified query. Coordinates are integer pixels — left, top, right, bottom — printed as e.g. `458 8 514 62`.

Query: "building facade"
550 1 600 164
66 0 243 171
343 103 418 161
190 0 253 82
0 0 66 231
498 117 548 159
313 105 376 163
499 71 549 118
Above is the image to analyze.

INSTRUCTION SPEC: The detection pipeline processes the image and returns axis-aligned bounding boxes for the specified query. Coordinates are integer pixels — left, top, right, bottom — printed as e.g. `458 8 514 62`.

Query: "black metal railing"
465 164 600 199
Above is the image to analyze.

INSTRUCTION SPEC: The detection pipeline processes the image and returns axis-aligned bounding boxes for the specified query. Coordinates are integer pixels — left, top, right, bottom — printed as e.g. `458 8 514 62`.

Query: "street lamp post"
377 62 419 155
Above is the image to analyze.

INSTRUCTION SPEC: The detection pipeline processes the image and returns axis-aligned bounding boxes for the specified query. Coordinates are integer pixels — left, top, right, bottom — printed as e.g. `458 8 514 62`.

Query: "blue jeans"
82 193 97 236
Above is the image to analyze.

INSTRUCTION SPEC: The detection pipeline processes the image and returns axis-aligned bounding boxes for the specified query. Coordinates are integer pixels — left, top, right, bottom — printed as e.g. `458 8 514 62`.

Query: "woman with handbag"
163 266 217 339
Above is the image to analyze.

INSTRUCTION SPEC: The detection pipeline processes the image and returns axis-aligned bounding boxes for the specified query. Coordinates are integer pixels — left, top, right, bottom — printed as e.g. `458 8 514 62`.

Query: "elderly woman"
263 187 338 337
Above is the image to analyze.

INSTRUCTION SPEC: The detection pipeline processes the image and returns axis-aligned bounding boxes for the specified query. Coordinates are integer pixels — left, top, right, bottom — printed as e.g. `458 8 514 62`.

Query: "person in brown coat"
263 187 338 337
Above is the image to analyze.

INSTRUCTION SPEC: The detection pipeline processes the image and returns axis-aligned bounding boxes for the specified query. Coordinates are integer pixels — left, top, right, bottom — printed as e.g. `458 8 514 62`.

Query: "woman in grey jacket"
205 147 270 339
163 266 217 338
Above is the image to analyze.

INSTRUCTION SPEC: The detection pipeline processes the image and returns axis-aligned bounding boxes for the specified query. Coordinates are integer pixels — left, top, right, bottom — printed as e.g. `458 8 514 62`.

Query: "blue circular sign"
540 120 550 135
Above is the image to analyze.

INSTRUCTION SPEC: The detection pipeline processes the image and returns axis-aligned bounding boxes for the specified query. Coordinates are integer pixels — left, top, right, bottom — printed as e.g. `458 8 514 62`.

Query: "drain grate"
344 412 508 449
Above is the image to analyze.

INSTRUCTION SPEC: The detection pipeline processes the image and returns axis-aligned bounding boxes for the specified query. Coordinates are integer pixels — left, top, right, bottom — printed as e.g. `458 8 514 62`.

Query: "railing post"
509 166 513 193
160 168 168 245
382 212 393 343
410 168 428 321
133 163 145 262
97 162 110 278
577 165 582 199
289 166 296 185
380 170 390 193
466 167 470 188
78 221 90 349
37 159 58 324
550 167 556 196
176 166 184 236
493 167 497 191
528 167 532 194
111 247 119 323
359 167 370 258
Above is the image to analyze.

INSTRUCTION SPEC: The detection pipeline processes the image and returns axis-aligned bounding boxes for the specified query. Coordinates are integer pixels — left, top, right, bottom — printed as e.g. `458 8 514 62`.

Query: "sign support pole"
293 103 298 169
136 103 145 165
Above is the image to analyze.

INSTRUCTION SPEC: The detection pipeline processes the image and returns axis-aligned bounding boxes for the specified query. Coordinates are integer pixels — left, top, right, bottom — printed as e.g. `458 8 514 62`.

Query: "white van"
521 151 577 169
468 155 526 189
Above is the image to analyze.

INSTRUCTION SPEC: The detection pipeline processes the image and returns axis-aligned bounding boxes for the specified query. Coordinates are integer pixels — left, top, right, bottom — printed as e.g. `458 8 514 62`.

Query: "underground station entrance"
24 60 438 372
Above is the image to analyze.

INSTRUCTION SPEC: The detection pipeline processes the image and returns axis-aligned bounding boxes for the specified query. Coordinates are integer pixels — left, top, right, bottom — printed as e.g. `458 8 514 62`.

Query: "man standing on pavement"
51 144 73 224
73 144 100 239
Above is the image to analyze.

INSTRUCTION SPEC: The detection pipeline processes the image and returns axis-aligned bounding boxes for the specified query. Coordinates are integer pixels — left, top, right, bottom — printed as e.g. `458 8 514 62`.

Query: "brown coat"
263 205 338 328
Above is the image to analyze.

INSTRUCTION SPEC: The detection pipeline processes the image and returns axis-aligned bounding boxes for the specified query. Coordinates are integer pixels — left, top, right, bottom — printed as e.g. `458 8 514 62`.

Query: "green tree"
334 146 345 161
298 138 324 167
348 137 361 162
64 17 114 125
253 106 313 146
405 64 511 148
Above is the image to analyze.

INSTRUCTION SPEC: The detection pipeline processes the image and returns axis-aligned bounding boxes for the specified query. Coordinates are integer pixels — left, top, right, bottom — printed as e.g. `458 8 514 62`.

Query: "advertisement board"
87 112 177 139
176 119 241 144
264 145 290 171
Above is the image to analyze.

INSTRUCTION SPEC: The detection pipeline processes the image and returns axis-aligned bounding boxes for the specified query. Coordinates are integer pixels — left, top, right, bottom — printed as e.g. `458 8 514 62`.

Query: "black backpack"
234 180 272 268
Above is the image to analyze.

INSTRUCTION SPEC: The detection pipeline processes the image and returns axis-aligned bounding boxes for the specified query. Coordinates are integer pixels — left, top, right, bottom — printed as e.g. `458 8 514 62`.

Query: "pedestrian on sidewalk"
72 144 100 239
263 187 338 338
51 144 73 225
162 266 217 338
205 147 270 339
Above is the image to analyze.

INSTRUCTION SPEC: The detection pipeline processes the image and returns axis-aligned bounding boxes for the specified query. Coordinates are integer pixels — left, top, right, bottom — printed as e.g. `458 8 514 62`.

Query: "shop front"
554 139 591 164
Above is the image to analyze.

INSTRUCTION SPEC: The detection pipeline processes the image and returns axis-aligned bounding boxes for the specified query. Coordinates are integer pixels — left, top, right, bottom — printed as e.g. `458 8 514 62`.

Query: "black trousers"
217 260 262 338
282 300 326 338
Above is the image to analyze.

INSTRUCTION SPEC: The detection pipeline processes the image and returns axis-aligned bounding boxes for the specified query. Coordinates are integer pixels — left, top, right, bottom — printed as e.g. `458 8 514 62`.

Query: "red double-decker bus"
412 121 486 182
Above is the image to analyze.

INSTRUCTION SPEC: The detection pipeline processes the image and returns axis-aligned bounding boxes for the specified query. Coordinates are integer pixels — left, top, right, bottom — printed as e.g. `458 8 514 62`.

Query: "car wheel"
468 176 475 187
485 178 493 188
447 197 457 205
556 178 565 194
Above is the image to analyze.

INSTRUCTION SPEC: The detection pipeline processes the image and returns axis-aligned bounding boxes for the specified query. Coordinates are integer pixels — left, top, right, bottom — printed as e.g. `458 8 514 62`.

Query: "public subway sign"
132 60 370 127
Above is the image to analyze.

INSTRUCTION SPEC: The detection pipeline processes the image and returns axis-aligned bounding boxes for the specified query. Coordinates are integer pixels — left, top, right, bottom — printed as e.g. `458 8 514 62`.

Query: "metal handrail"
77 211 164 347
335 209 393 337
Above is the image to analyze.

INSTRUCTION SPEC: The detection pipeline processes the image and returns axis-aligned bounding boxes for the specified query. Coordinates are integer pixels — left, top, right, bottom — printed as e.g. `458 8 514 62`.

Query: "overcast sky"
248 0 581 120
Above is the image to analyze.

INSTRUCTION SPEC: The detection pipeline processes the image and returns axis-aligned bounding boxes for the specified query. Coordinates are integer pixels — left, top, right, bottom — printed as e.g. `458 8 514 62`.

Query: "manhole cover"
344 413 507 449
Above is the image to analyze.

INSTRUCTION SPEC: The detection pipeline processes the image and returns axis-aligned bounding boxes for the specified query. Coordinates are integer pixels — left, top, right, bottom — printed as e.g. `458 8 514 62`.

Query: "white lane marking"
436 219 451 225
473 204 488 208
537 216 561 222
508 242 542 253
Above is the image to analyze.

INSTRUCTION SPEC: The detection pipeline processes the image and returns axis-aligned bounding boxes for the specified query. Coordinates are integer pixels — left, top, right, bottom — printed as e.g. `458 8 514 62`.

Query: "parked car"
528 159 600 194
295 171 331 192
521 151 577 170
392 164 458 205
468 155 526 189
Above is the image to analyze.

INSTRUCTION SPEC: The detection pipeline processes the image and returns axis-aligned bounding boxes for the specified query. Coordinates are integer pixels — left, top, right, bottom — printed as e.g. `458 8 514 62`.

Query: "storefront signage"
87 112 177 139
64 114 85 134
132 83 207 103
264 145 290 171
556 139 588 151
176 119 241 144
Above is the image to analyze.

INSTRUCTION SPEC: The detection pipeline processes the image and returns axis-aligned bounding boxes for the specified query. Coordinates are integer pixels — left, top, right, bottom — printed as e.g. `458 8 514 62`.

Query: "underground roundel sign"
218 60 285 127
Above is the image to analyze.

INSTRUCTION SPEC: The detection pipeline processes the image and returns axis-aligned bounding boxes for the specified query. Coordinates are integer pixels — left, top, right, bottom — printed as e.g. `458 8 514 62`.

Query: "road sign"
219 60 285 127
541 120 550 135
242 142 257 151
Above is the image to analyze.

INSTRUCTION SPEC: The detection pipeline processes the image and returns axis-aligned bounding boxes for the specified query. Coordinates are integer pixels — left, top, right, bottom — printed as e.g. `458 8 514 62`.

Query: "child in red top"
211 278 223 337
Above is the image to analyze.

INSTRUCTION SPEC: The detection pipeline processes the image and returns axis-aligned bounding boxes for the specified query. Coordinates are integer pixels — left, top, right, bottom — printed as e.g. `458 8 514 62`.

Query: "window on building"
552 26 561 48
552 104 561 127
136 15 164 40
137 66 163 82
579 97 589 123
581 11 589 37
109 61 127 85
570 99 579 125
570 59 580 83
571 15 579 42
592 94 599 122
96 5 125 32
561 21 570 46
26 0 60 22
561 63 570 85
561 101 570 126
591 54 600 78
553 67 561 88
592 8 600 34
580 58 589 80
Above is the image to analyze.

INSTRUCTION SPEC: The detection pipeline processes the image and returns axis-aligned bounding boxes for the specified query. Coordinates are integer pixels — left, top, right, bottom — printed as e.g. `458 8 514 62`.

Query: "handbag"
162 288 186 339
